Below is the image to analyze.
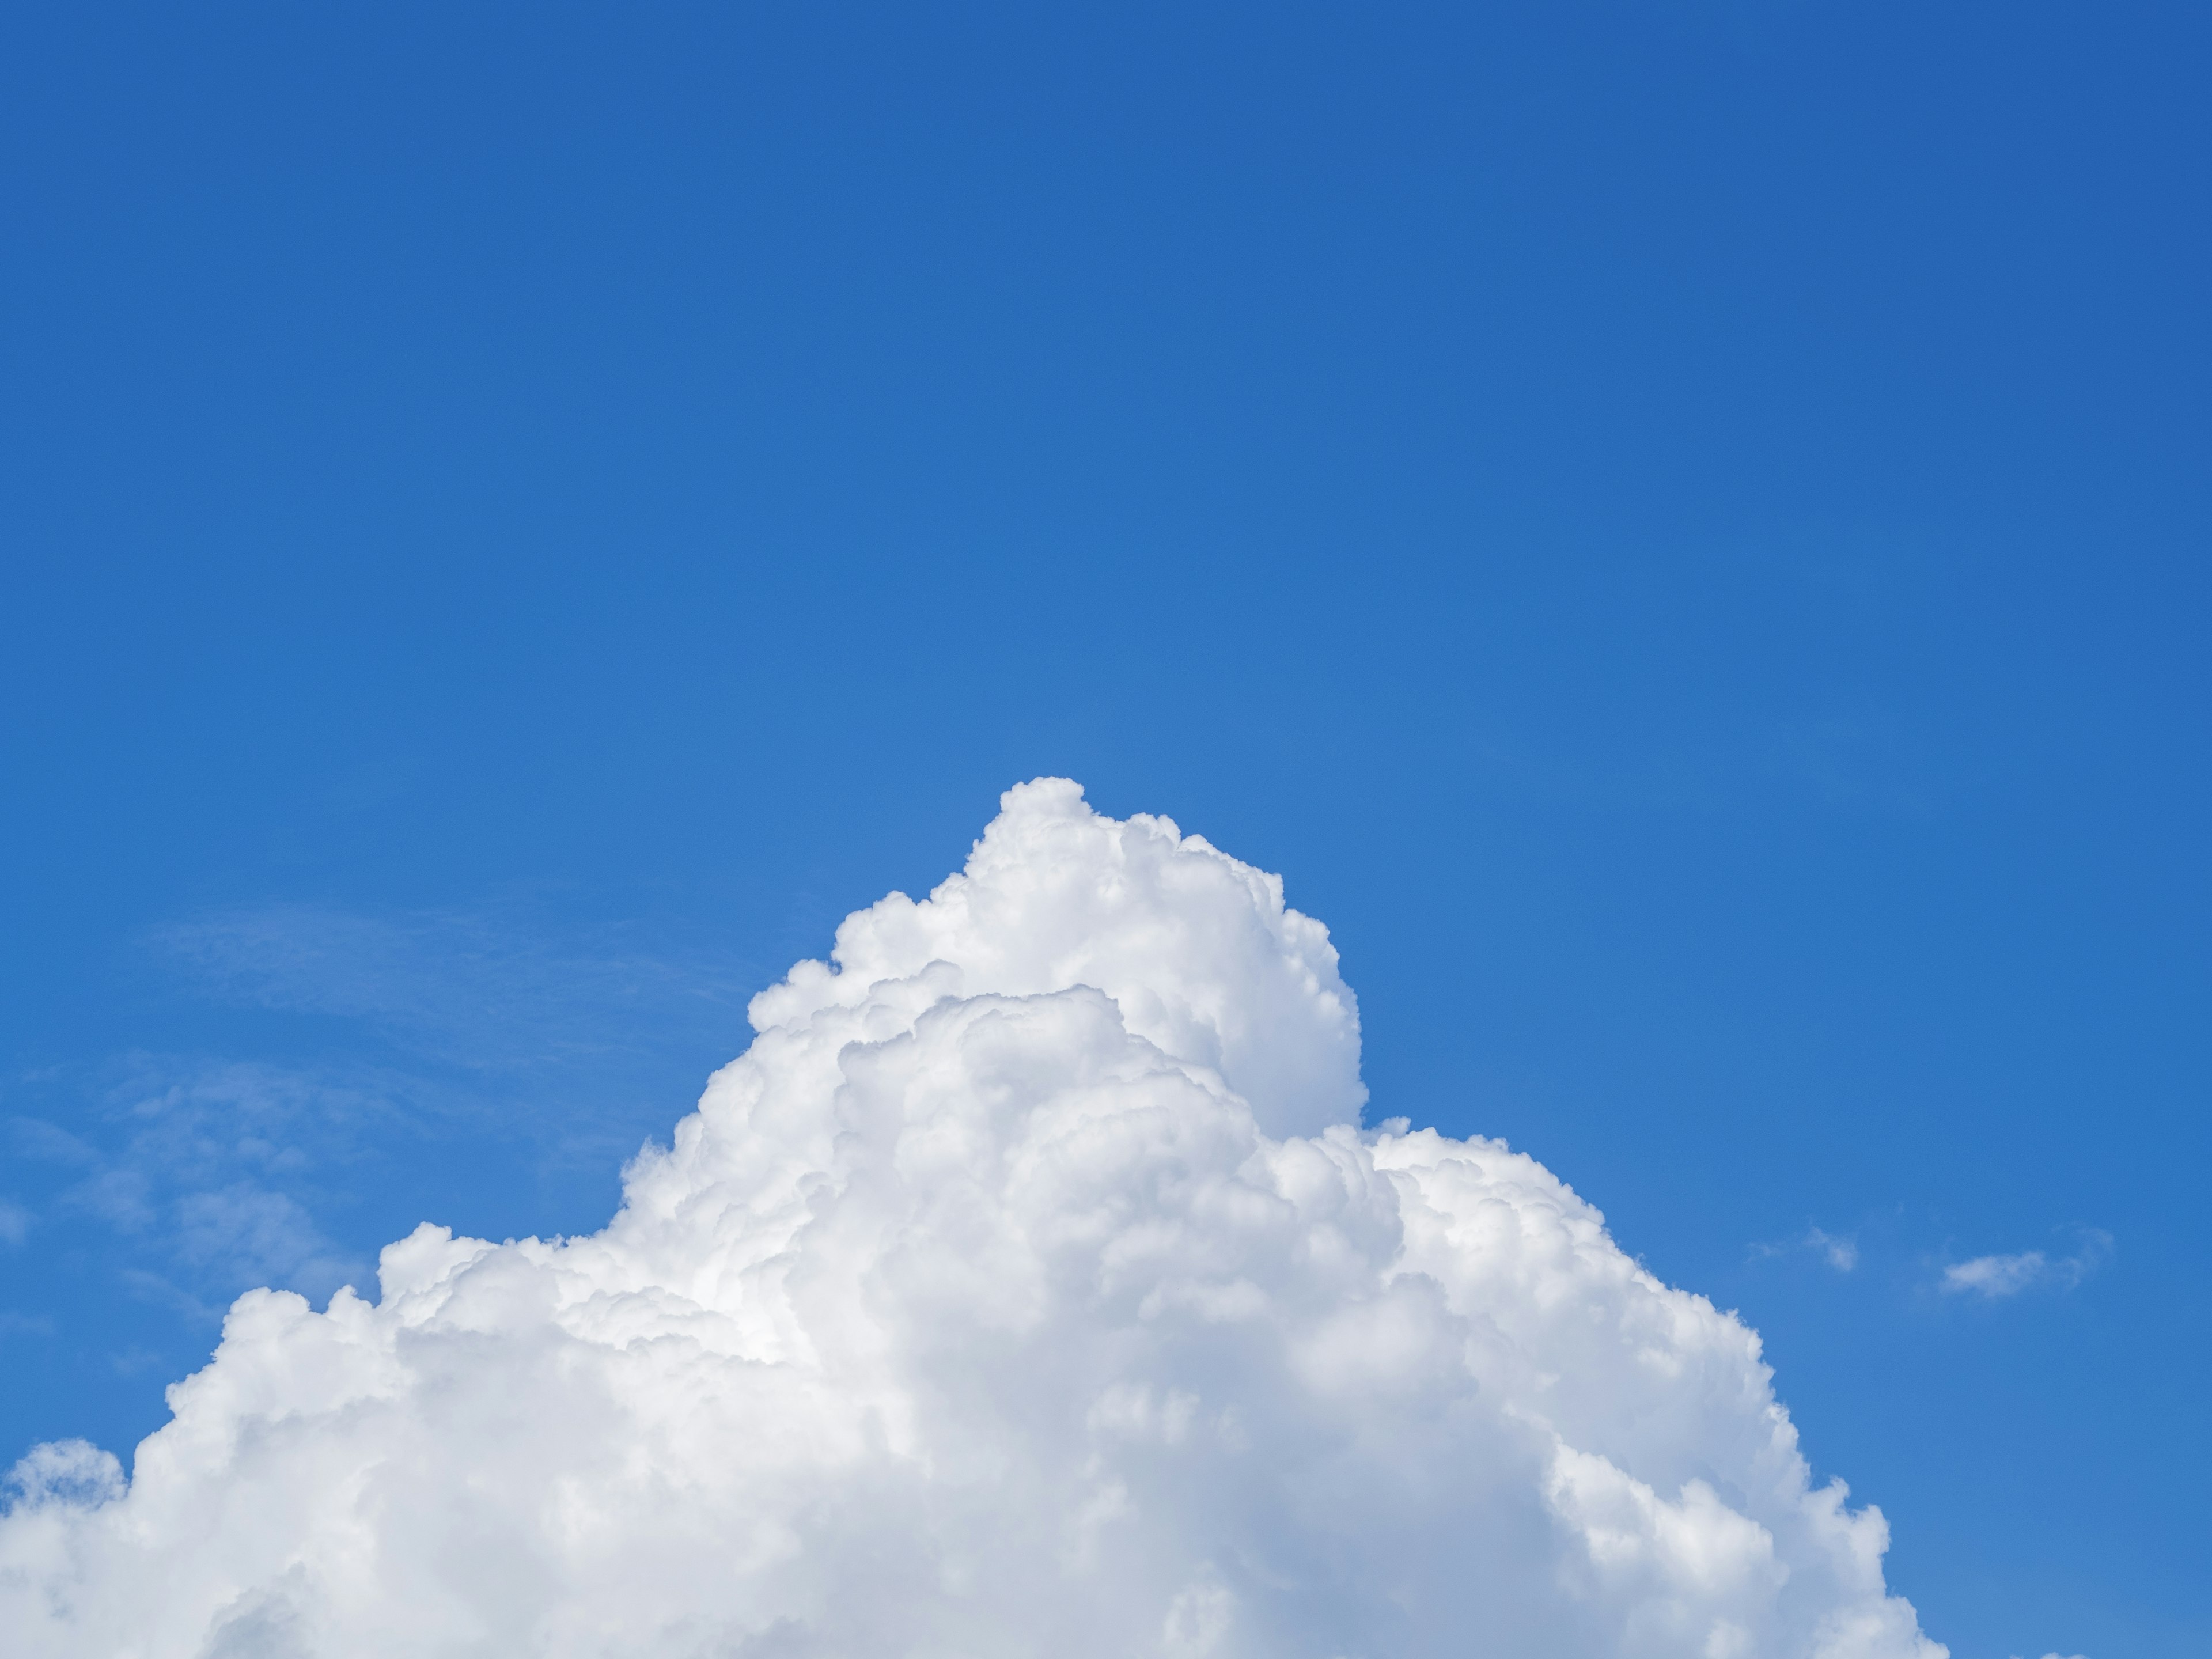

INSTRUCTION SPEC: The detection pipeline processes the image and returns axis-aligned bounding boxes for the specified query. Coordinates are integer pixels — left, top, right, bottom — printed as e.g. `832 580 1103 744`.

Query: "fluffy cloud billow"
0 781 1945 1658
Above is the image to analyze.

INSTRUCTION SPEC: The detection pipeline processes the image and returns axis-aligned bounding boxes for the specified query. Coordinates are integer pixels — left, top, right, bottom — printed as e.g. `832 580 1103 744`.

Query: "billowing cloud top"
0 781 1944 1659
751 779 1366 1139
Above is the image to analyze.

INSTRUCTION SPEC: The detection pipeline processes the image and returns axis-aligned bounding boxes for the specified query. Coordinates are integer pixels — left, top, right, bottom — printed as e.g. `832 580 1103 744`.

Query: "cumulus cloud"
0 782 1945 1658
1941 1232 2112 1300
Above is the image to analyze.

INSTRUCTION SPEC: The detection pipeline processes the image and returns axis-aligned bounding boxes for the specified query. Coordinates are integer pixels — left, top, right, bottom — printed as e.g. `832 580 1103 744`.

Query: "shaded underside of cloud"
0 782 1945 1658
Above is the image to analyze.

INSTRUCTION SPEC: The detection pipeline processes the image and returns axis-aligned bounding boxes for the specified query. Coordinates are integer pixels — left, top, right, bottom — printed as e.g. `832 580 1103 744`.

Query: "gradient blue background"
3 6 2206 1654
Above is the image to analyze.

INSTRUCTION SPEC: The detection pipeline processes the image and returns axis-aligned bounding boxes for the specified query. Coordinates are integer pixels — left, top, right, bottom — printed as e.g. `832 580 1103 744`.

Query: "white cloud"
153 902 756 1074
1942 1253 2046 1298
1941 1232 2112 1300
0 781 1946 1658
130 898 767 1187
9 1062 378 1312
1806 1228 1859 1271
0 1198 30 1245
1756 1226 1858 1272
7 1441 122 1509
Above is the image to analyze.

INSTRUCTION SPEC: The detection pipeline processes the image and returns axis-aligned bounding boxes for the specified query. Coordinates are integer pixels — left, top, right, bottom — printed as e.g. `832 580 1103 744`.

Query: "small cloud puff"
1808 1226 1859 1271
7 1440 123 1509
0 782 1946 1659
1942 1231 2112 1300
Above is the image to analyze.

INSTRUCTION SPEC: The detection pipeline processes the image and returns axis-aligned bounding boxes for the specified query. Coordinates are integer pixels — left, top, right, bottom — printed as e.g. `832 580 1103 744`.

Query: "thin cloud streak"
8 1060 389 1313
1941 1231 2113 1300
1750 1224 1859 1272
3 906 768 1328
150 903 758 1072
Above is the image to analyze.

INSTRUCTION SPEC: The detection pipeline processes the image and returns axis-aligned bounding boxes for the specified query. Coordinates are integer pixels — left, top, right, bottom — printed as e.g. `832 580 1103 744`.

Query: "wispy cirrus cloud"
1941 1230 2113 1300
1751 1224 1859 1271
150 902 756 1074
3 903 764 1326
147 901 766 1184
1804 1225 1858 1271
7 1059 395 1310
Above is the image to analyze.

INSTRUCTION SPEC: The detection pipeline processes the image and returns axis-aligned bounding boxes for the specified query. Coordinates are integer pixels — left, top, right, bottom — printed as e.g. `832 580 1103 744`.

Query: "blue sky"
1 5 2206 1654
